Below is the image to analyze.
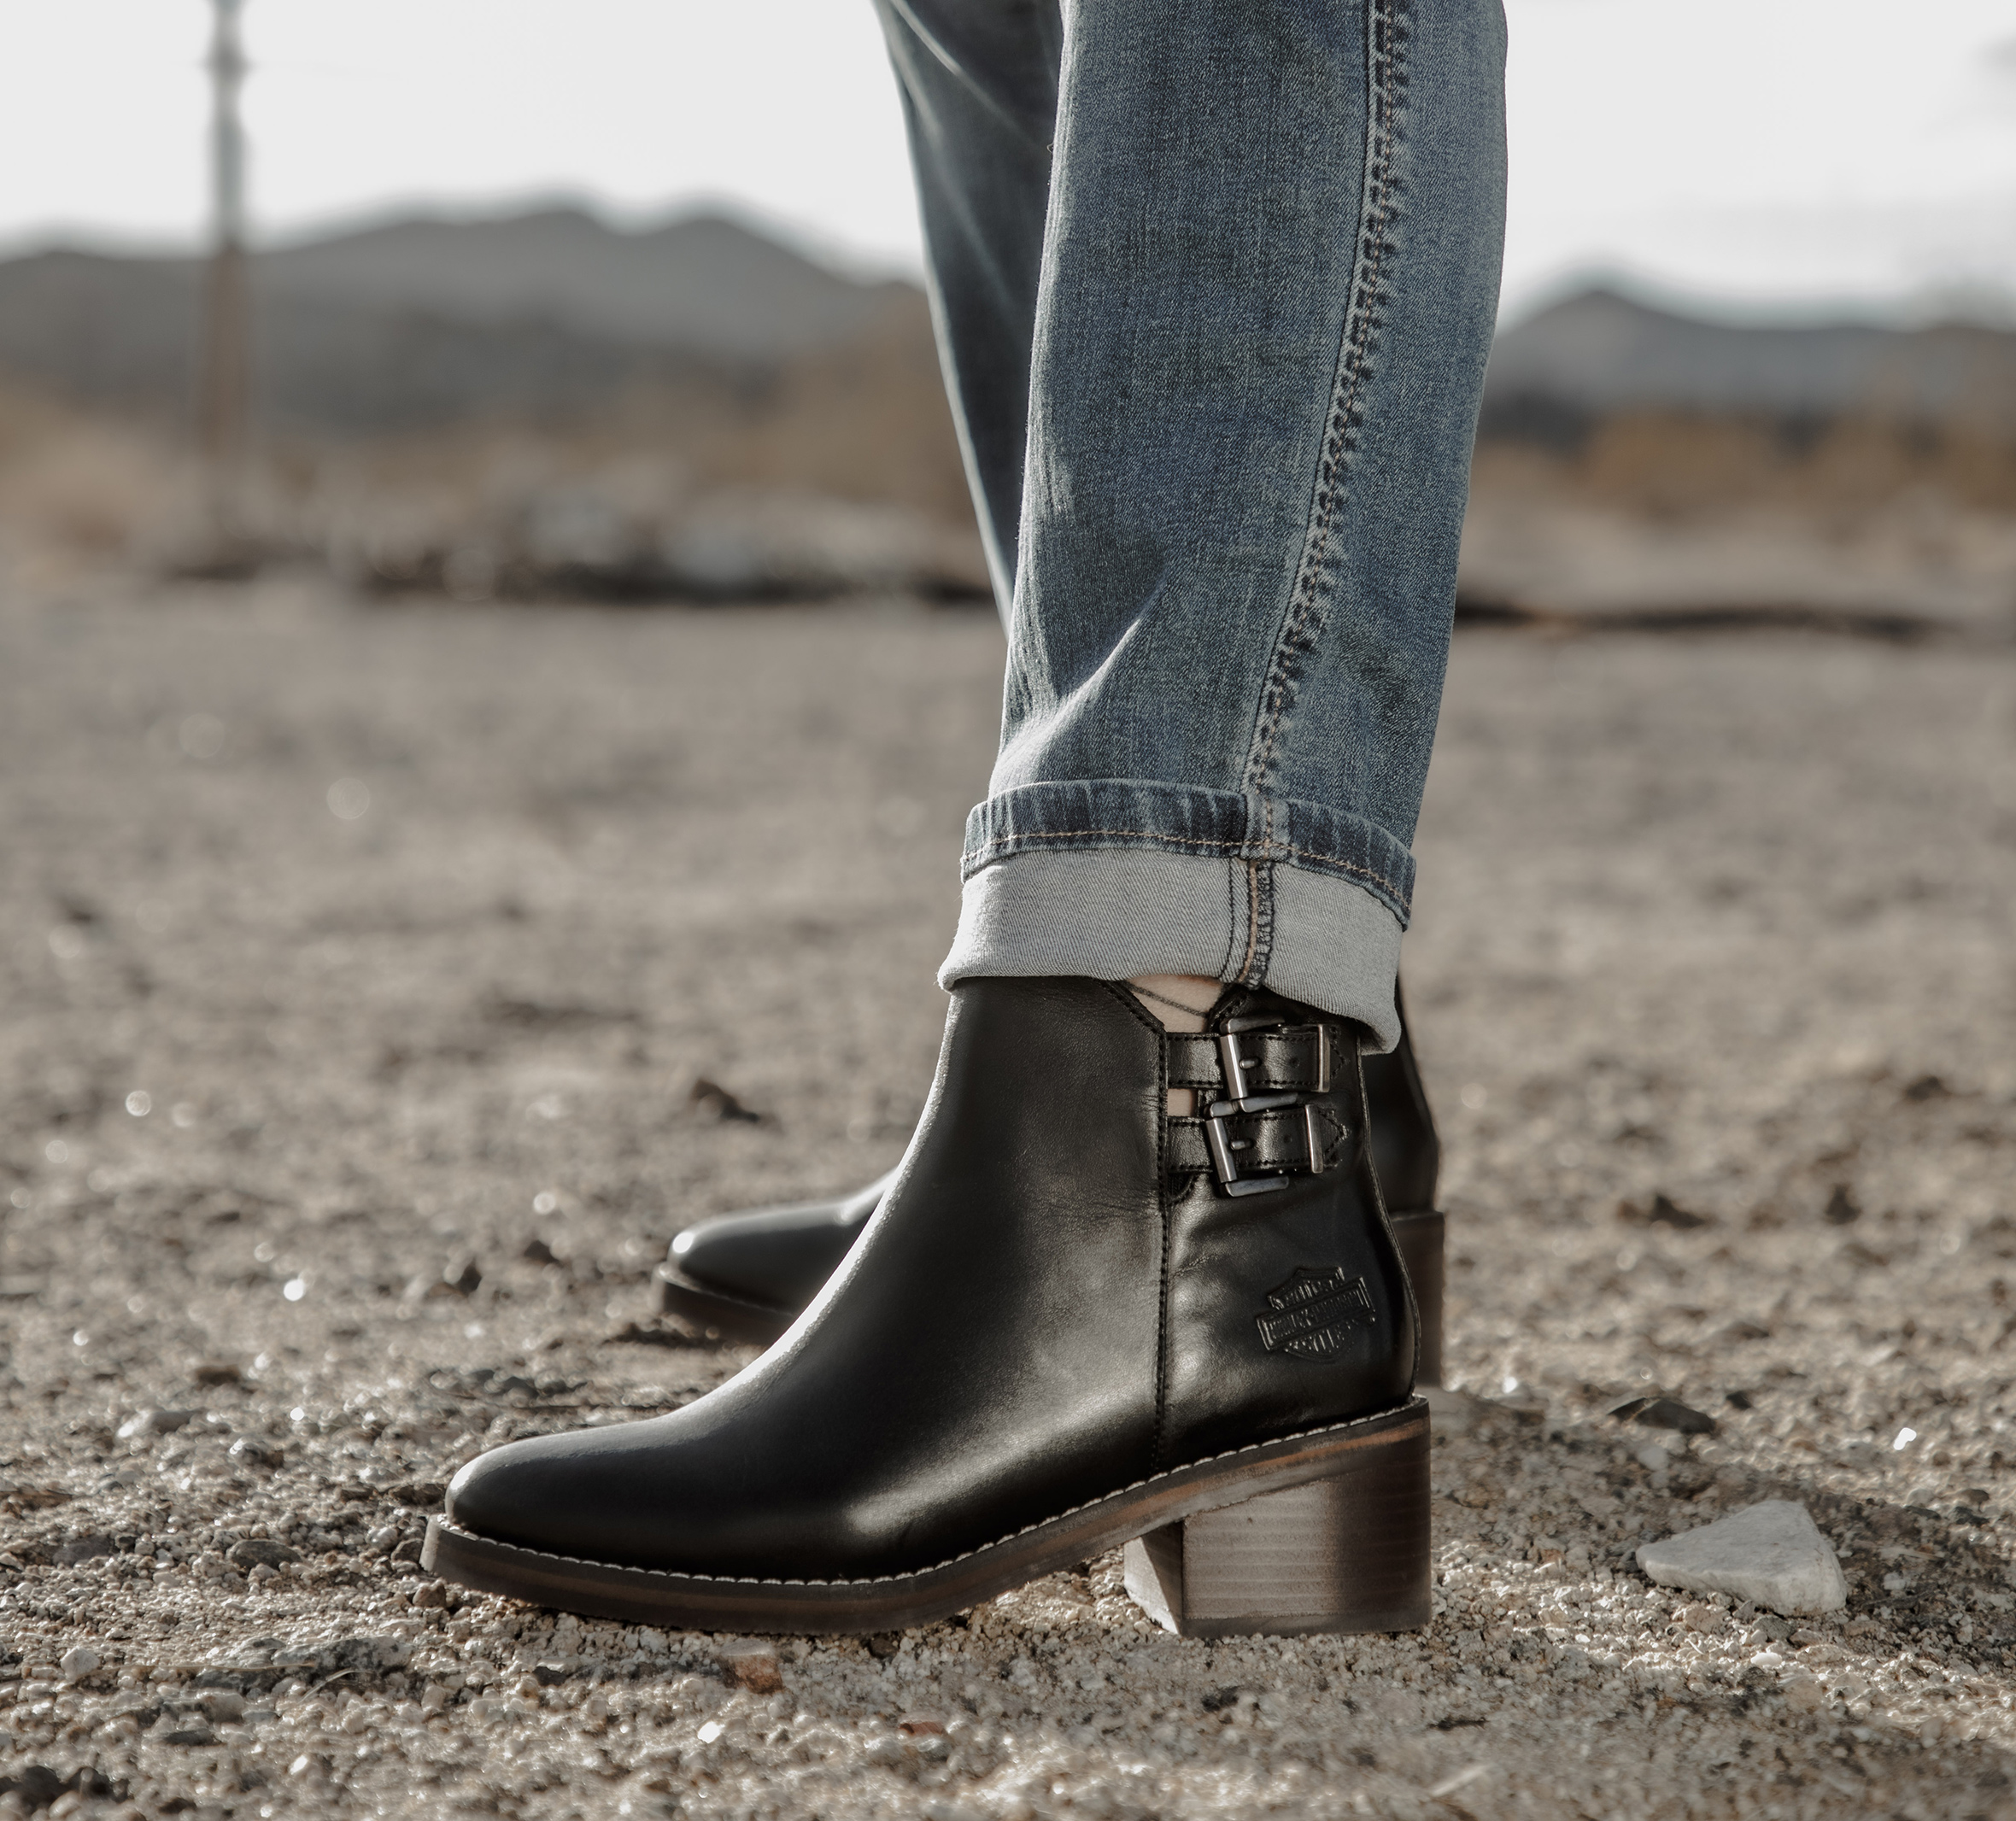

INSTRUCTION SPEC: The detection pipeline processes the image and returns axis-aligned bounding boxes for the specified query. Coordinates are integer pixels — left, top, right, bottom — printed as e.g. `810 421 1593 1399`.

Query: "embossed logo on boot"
1254 1265 1375 1359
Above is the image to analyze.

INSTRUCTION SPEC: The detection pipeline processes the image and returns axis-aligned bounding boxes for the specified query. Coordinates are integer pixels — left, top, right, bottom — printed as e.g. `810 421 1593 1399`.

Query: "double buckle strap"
1178 1023 1343 1197
1204 1099 1330 1197
1210 1027 1329 1108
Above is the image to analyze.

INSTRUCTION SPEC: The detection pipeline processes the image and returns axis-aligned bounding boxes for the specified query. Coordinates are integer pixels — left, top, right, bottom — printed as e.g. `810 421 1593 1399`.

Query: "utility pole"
198 0 252 542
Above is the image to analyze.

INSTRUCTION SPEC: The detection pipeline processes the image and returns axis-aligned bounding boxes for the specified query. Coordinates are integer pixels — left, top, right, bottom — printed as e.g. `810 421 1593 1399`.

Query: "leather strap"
1165 1025 1333 1096
1169 1103 1352 1180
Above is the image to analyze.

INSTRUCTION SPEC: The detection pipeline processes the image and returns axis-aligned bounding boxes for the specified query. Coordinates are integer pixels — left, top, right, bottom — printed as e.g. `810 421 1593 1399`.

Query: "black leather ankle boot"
428 977 1429 1637
657 985 1450 1380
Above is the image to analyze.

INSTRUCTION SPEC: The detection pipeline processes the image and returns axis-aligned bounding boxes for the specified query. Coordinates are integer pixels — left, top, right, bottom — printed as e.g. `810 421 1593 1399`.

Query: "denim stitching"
1241 0 1407 850
964 827 1409 907
1249 861 1277 987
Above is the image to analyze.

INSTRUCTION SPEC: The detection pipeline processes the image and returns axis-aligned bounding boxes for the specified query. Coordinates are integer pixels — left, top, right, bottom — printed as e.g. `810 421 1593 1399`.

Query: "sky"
0 0 2013 325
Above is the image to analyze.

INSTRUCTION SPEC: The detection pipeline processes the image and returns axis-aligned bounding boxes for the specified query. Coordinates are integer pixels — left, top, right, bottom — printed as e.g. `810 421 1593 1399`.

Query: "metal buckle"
1203 1100 1325 1197
1216 1026 1329 1108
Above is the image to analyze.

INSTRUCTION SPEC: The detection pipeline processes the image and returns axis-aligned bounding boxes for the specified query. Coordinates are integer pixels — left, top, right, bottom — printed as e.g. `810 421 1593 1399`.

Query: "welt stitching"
965 827 1409 906
1244 0 1406 838
429 1402 1424 1591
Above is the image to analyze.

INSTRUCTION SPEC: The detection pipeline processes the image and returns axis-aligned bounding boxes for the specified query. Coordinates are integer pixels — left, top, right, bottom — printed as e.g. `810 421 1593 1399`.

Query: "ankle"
1128 975 1221 1115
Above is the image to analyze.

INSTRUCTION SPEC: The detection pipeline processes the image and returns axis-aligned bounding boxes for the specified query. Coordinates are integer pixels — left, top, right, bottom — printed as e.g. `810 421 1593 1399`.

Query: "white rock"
1637 1500 1848 1615
59 1646 100 1681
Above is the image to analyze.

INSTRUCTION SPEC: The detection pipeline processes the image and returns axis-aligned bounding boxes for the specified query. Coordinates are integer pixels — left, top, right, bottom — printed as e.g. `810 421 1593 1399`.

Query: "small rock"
603 1320 700 1350
715 1640 782 1693
1637 1500 1849 1615
689 1076 763 1122
7 1766 66 1808
192 1361 243 1386
520 1238 563 1266
1714 1321 1770 1345
1784 1672 1827 1712
899 1715 947 1735
1645 1193 1713 1229
115 1408 196 1440
420 1684 451 1713
59 1646 100 1680
412 1580 450 1609
227 1537 301 1571
53 1535 115 1566
1824 1185 1861 1224
198 1690 245 1721
161 1724 220 1747
431 1257 482 1297
1611 1396 1717 1436
531 1662 573 1687
228 1436 284 1469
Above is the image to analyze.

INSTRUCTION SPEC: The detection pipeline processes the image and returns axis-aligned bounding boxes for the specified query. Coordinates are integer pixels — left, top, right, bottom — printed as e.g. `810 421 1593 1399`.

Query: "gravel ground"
1 577 2013 1820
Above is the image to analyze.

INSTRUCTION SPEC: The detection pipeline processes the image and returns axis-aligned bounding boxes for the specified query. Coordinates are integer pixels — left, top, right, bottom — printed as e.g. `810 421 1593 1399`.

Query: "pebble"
57 1647 99 1682
1610 1396 1718 1435
1637 1499 1849 1614
114 1408 196 1440
715 1639 783 1693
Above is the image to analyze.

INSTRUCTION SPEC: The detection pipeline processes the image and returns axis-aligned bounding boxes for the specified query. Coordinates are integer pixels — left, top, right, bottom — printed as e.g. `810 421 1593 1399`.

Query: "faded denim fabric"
876 0 1507 1044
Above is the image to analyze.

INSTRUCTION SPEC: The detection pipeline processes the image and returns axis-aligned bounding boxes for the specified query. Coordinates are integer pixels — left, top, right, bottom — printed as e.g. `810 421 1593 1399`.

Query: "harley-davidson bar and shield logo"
1253 1265 1376 1359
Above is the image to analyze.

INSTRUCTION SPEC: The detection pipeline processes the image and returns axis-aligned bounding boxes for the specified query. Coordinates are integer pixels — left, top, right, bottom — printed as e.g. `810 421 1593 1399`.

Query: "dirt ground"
2 577 2014 1820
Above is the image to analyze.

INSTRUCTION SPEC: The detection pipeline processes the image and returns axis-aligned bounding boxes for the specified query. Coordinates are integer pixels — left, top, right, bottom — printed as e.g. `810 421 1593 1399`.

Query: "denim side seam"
1237 0 1408 979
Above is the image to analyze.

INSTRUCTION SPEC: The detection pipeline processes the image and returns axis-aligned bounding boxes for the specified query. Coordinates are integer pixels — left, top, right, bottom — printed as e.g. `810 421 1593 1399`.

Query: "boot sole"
658 1208 1450 1384
649 1268 792 1345
421 1397 1430 1637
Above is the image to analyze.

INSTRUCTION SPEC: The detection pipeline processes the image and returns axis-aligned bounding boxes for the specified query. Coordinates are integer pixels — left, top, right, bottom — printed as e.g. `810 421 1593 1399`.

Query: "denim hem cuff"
937 848 1404 1051
961 780 1415 923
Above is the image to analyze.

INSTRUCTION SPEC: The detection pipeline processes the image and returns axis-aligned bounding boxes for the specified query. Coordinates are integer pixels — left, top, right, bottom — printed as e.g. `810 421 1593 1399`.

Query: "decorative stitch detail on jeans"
1249 861 1276 987
1241 0 1408 834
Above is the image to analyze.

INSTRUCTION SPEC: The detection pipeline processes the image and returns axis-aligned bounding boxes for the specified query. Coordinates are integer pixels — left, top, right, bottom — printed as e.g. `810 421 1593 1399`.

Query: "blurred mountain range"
0 208 921 430
1481 288 2016 448
3 207 2015 437
2 208 2013 625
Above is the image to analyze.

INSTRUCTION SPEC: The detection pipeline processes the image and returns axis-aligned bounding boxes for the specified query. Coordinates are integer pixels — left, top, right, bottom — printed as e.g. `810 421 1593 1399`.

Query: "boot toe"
670 1206 860 1306
446 1427 651 1565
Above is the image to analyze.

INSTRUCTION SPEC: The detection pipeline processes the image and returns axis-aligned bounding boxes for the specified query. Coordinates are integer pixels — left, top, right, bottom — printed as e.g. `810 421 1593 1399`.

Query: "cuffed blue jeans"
876 0 1507 1046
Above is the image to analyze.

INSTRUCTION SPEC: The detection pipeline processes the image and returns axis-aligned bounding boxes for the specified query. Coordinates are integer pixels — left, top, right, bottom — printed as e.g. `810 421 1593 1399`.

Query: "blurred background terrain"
2 203 2014 634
